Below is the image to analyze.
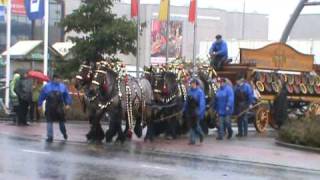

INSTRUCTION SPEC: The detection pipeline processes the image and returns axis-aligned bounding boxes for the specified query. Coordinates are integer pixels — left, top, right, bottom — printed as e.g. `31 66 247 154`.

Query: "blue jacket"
38 81 72 107
234 82 254 114
209 40 228 58
183 87 206 120
214 84 234 116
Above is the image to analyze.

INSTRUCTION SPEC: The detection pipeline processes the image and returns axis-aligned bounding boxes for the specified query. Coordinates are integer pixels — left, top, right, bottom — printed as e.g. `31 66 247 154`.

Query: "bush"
278 116 320 148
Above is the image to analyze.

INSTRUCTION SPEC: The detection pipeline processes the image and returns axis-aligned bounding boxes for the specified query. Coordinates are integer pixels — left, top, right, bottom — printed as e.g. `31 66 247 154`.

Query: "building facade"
0 0 64 53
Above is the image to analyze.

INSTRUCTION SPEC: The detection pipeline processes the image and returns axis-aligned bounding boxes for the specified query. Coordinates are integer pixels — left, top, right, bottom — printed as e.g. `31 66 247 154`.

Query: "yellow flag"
159 0 169 21
0 0 8 6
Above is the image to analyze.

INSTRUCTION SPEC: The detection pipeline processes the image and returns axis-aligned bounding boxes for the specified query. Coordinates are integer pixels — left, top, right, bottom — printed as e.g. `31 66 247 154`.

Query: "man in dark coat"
38 74 72 142
273 85 288 128
234 74 254 137
14 71 32 126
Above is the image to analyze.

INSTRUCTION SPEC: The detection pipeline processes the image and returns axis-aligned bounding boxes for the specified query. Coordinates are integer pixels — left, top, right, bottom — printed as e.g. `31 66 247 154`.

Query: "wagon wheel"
254 106 270 133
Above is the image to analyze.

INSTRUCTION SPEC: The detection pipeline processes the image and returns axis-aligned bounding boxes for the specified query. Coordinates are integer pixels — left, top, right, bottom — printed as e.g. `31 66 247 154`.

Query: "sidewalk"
0 121 319 172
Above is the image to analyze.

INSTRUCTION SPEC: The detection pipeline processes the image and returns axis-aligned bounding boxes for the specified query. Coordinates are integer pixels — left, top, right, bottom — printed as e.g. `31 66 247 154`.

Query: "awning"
52 42 75 57
1 40 42 57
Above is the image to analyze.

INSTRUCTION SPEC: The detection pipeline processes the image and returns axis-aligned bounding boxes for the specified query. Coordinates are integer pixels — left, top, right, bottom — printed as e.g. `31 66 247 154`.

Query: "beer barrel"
293 84 300 94
256 81 265 92
294 75 302 85
287 75 294 85
266 73 273 83
280 74 287 83
308 75 315 85
315 85 320 95
272 82 280 93
315 76 320 86
264 82 272 93
286 84 294 94
307 84 314 94
301 74 308 84
300 84 307 95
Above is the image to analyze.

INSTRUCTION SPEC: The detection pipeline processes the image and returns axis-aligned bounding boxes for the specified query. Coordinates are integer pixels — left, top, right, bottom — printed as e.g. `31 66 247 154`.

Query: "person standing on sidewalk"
183 79 205 145
9 71 20 124
14 71 32 126
234 74 254 137
30 80 42 122
38 74 72 143
213 78 234 140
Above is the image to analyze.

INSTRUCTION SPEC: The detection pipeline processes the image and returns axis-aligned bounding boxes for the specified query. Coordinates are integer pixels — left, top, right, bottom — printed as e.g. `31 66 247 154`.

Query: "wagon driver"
209 34 229 70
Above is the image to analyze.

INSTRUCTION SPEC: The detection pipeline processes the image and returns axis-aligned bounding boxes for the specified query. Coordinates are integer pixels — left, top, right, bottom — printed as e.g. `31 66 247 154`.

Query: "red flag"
188 0 196 23
131 0 138 18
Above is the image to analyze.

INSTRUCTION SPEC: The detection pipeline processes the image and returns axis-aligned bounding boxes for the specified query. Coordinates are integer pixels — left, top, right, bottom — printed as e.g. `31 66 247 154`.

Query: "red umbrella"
27 70 50 82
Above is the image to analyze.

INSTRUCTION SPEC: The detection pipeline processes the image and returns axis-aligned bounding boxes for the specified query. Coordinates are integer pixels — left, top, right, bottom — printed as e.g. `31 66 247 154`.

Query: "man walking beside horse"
183 79 206 145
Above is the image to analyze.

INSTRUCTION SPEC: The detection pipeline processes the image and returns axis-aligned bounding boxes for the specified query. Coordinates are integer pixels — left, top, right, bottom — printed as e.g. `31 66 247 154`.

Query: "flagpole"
43 0 49 76
5 0 11 108
136 0 140 78
165 0 170 64
192 0 197 77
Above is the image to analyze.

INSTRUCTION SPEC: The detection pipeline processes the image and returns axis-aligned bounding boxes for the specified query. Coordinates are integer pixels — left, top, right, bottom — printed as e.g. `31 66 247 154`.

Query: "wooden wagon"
216 42 320 133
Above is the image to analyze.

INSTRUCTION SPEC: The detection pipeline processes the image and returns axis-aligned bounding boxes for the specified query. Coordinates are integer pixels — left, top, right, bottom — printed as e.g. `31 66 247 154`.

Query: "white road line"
21 149 50 155
140 164 173 171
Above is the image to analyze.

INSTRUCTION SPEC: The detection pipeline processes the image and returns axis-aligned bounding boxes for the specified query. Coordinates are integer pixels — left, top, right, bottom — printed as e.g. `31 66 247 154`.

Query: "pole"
5 0 12 108
241 0 246 40
43 0 49 76
136 0 140 78
280 0 307 43
192 0 197 77
165 0 170 64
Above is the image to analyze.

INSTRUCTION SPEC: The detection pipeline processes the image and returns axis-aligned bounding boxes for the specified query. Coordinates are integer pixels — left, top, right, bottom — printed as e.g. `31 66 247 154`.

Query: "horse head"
92 61 118 101
75 62 94 91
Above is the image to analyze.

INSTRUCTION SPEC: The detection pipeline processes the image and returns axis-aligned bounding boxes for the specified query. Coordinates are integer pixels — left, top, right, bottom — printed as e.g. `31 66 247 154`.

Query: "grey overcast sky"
121 0 320 40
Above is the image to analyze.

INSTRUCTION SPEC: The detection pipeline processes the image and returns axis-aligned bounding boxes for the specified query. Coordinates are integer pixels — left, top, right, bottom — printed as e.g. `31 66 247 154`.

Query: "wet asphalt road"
0 135 319 180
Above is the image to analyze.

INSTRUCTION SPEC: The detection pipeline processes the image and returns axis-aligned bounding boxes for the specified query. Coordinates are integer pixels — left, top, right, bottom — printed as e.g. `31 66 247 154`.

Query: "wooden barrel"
264 82 272 93
300 83 307 95
286 84 294 94
287 75 294 85
293 84 300 94
307 84 314 94
294 75 302 85
266 73 273 83
256 81 265 93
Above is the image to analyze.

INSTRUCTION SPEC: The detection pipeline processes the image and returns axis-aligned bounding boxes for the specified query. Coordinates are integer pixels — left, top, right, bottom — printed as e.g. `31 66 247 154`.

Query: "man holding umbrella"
38 74 72 142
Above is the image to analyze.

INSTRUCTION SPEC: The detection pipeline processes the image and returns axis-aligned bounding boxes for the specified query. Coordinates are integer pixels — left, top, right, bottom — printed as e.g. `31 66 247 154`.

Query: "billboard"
12 0 26 15
151 19 183 64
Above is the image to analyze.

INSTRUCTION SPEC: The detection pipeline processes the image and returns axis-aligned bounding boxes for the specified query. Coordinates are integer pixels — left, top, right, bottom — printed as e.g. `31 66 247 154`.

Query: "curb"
275 139 320 154
1 132 320 175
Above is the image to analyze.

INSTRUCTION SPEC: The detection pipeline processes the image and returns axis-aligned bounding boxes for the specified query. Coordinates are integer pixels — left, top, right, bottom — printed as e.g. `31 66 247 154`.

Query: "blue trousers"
237 113 248 136
189 121 204 144
47 120 67 139
218 115 232 139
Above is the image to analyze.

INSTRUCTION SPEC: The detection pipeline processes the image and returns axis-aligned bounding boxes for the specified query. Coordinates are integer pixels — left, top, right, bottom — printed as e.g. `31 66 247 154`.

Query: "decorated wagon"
216 42 320 133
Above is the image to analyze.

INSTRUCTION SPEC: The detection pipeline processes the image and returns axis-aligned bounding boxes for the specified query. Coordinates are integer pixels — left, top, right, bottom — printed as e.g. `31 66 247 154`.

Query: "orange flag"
131 0 138 18
188 0 196 23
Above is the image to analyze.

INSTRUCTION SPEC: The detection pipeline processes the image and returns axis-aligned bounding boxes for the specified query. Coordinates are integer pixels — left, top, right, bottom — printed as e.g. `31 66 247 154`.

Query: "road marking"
21 149 50 155
140 164 173 171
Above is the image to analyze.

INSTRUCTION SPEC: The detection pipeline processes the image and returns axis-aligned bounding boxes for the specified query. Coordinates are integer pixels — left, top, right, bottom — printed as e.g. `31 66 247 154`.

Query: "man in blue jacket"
183 78 206 145
234 74 254 137
209 35 228 70
214 78 234 140
38 74 72 143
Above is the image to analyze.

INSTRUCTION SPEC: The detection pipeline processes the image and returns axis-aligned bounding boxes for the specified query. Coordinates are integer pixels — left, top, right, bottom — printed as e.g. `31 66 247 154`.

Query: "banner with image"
151 19 183 64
